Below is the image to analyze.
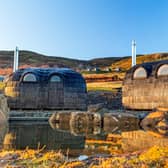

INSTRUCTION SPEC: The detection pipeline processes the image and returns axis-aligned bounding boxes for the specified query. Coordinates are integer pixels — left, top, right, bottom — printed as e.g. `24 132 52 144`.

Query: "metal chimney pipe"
13 46 19 72
132 40 136 67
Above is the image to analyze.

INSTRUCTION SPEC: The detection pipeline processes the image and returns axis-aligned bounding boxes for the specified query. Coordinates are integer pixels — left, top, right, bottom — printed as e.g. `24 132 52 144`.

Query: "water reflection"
51 116 168 155
121 130 168 152
0 121 8 149
3 121 85 156
0 117 168 157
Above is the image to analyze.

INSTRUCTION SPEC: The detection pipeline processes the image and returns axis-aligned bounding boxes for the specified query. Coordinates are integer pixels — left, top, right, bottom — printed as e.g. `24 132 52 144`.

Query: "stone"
103 113 140 133
140 110 168 136
157 119 168 135
88 103 105 112
140 111 168 128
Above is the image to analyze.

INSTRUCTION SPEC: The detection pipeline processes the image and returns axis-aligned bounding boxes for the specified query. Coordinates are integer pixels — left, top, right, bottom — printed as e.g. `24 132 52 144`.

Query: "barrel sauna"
123 60 168 110
4 68 87 110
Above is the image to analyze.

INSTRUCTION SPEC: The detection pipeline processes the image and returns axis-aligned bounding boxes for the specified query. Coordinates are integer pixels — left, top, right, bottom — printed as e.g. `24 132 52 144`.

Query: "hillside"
0 50 168 75
89 57 122 67
0 50 86 68
0 50 121 75
111 53 168 71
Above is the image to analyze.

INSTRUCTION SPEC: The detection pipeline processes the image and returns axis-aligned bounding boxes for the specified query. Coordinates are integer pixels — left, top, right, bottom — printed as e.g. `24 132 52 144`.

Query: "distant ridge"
0 50 168 75
111 53 168 71
0 50 121 71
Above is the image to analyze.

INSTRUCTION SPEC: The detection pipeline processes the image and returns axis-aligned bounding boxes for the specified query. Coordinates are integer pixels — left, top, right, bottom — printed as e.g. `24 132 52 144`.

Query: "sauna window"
23 73 37 82
50 75 61 82
133 67 147 79
157 64 168 77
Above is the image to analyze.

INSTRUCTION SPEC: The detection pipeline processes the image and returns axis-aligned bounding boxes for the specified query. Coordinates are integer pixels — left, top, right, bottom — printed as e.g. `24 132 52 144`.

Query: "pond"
1 119 168 158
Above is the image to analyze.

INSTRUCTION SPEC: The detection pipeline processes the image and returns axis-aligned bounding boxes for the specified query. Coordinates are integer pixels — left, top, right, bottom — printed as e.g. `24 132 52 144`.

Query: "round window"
133 67 147 79
23 73 37 82
50 75 61 82
157 64 168 77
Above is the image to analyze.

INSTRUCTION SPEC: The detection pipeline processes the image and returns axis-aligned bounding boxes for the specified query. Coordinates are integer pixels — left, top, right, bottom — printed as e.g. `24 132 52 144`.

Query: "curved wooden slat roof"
8 68 83 82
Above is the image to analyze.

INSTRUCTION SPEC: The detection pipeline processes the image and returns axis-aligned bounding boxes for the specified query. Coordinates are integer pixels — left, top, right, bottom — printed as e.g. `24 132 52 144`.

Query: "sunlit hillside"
0 50 121 75
0 51 168 76
111 53 168 71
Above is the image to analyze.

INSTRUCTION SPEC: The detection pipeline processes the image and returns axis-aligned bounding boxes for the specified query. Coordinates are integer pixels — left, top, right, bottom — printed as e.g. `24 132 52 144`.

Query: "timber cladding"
4 68 87 110
122 60 168 110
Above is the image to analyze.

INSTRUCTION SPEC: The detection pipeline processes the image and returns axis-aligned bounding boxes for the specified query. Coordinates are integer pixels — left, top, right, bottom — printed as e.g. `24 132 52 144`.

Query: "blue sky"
0 0 167 59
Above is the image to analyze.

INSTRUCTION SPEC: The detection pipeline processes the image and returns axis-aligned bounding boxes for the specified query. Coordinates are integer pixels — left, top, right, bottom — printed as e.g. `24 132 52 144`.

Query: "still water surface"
1 120 168 157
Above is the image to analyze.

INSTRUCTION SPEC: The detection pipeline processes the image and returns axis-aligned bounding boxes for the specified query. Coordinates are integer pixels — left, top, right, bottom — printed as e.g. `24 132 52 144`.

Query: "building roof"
6 67 84 82
126 60 168 79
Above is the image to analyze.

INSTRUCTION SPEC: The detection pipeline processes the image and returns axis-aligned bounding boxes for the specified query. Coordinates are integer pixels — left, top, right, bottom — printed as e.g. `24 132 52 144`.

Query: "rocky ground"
87 89 123 110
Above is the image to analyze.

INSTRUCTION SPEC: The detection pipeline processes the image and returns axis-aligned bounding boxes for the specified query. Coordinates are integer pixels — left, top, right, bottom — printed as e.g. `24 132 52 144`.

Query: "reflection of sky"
0 0 168 59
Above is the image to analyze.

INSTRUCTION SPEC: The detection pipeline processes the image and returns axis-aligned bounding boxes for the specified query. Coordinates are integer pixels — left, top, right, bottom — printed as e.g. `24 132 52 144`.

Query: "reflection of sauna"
49 112 72 131
4 121 85 155
70 112 101 135
50 112 102 136
121 130 168 152
4 68 87 110
123 60 168 110
0 122 8 149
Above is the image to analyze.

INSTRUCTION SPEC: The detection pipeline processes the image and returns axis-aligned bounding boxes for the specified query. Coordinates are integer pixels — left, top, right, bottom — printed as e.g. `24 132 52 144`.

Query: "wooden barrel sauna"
4 68 87 110
122 60 168 110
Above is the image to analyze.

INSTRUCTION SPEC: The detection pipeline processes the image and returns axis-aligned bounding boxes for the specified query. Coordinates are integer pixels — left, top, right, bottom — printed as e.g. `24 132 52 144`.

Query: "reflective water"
0 119 168 157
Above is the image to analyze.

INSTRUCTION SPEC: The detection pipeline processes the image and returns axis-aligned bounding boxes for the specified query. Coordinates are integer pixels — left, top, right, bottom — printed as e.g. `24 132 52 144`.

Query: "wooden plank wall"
123 71 168 110
5 80 87 110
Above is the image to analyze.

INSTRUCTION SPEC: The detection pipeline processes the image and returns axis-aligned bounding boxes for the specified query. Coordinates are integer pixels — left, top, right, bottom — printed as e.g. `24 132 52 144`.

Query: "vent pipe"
132 40 136 67
13 46 19 72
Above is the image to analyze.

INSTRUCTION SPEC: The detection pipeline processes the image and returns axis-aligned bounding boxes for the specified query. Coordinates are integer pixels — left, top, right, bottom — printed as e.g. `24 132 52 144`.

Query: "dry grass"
83 72 125 78
112 53 168 71
0 147 65 168
1 146 168 167
84 73 124 91
94 146 168 168
87 81 122 91
0 82 5 91
83 72 125 81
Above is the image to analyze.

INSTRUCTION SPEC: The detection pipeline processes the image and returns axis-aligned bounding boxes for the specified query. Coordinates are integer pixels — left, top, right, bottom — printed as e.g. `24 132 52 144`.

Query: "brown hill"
0 50 121 75
111 53 168 71
0 50 168 75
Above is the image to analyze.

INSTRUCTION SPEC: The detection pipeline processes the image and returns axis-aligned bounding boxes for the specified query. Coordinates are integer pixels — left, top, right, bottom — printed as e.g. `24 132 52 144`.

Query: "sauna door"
48 75 64 109
20 83 39 109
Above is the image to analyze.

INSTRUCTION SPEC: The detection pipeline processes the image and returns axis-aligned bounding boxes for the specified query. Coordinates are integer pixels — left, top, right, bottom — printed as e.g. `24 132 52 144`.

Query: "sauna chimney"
13 46 19 72
132 40 136 67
